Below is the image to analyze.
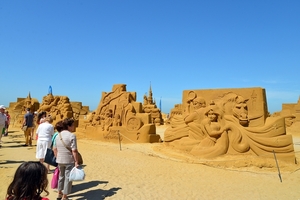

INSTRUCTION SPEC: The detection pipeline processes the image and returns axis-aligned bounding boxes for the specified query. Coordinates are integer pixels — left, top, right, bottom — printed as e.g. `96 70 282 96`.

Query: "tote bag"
51 167 60 189
44 148 58 167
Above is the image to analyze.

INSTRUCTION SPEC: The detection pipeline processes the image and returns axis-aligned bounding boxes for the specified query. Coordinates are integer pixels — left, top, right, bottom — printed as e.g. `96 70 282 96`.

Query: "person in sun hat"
0 105 7 146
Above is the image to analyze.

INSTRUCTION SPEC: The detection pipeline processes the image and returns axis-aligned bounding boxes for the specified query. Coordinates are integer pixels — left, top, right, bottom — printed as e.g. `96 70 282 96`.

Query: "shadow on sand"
6 131 19 133
0 142 29 148
69 180 121 200
0 160 25 166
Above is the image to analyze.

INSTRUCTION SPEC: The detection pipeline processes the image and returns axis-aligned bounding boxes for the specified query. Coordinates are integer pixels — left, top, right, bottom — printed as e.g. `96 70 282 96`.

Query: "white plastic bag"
69 167 85 181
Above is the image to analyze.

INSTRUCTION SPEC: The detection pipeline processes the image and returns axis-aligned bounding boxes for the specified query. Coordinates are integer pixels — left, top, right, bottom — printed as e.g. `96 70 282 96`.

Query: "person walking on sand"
0 105 7 147
22 108 34 146
31 111 38 140
35 111 47 140
53 118 80 200
37 111 47 125
36 116 54 171
4 110 10 136
6 161 50 200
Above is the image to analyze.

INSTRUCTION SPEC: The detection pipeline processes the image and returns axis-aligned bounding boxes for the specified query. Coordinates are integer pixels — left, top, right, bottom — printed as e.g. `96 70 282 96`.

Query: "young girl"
35 111 47 140
6 161 50 200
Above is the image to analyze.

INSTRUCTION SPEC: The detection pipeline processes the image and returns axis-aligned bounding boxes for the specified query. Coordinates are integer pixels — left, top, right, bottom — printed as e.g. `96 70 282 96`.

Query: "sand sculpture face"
192 97 206 110
24 99 31 109
164 88 295 163
232 96 248 126
207 110 217 122
222 94 249 126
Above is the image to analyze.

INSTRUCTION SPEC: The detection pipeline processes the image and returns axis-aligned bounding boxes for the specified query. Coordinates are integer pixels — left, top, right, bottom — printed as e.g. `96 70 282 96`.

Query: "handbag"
58 132 83 165
44 148 58 167
77 152 83 165
22 125 28 131
69 166 85 181
51 167 60 189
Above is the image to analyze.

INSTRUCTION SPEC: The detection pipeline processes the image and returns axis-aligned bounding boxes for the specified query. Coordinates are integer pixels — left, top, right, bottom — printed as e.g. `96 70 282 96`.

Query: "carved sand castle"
7 92 40 128
37 92 89 125
142 84 163 126
78 84 161 143
6 89 89 128
164 87 295 163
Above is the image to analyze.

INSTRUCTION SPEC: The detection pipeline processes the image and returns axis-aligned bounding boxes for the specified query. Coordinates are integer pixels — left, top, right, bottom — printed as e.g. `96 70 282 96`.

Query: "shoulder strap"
51 133 58 148
58 132 72 152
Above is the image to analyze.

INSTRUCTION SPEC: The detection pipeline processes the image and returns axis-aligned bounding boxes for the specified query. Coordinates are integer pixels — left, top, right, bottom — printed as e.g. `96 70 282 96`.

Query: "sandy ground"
1 125 300 200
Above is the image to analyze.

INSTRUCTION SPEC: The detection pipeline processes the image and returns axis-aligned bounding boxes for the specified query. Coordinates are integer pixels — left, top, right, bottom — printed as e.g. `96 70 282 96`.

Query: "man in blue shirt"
22 108 34 146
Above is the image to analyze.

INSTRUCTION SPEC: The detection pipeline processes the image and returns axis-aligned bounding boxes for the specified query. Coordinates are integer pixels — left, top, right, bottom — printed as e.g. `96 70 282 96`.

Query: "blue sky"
0 0 299 114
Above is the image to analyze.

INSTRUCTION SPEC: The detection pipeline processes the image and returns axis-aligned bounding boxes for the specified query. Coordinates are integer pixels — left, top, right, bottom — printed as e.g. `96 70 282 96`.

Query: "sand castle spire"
27 92 31 100
148 82 153 105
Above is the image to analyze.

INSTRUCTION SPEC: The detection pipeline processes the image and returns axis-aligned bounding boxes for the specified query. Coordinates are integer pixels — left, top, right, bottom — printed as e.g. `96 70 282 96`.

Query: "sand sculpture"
142 85 163 126
78 84 161 143
164 87 295 163
6 90 89 128
271 96 300 127
38 91 89 125
7 92 40 127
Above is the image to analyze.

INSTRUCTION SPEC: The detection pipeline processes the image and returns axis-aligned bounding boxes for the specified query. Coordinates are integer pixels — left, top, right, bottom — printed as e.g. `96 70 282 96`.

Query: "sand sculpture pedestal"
165 87 295 163
78 84 161 143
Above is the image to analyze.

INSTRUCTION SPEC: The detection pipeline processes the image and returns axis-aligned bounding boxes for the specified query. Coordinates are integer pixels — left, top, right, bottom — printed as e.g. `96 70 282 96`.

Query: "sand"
1 125 300 200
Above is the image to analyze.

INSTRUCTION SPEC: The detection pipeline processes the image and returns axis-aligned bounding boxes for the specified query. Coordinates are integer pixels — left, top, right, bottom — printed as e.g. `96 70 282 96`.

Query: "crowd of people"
2 106 81 200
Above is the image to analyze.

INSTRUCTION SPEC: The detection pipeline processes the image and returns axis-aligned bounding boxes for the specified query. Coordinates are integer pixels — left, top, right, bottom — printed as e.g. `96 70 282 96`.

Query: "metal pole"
118 130 122 151
273 150 282 182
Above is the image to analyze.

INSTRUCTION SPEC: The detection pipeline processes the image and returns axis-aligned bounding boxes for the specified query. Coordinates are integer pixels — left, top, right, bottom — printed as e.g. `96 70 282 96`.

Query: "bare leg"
5 124 8 136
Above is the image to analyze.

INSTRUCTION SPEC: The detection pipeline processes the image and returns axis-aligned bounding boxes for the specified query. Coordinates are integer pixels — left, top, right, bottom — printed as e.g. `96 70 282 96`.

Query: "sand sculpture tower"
142 84 163 126
79 84 161 143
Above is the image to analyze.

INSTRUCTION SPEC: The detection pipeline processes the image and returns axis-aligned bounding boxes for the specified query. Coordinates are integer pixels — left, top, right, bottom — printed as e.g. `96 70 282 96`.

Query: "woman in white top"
36 116 54 170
